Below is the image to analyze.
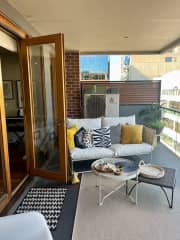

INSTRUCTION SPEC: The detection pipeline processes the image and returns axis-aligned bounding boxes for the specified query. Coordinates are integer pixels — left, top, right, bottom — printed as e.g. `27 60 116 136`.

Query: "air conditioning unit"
84 94 119 118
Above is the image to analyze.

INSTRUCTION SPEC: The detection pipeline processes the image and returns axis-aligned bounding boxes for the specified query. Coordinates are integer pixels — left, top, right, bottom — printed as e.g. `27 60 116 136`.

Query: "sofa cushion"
67 125 78 150
74 127 86 149
110 143 153 157
121 125 143 144
92 127 111 147
67 118 101 130
102 115 136 127
70 147 114 161
110 124 121 144
83 129 94 148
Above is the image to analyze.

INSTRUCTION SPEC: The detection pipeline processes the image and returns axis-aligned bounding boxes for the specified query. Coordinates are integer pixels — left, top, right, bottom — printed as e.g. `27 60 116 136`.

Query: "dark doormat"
15 187 67 231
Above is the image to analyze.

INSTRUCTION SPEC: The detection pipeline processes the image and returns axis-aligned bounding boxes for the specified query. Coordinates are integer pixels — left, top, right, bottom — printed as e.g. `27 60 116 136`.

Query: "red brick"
65 51 81 118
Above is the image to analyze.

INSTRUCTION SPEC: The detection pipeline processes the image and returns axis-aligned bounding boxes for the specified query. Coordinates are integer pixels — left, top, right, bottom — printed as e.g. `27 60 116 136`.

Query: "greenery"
150 120 165 129
138 104 165 131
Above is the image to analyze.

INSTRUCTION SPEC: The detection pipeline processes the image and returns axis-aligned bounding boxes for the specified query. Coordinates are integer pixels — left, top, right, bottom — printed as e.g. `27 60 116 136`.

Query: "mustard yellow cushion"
121 125 143 144
67 125 78 150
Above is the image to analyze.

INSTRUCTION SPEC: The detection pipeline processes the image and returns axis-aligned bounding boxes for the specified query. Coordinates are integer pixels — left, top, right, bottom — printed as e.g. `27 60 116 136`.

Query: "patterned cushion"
92 127 111 148
74 127 86 149
83 130 94 148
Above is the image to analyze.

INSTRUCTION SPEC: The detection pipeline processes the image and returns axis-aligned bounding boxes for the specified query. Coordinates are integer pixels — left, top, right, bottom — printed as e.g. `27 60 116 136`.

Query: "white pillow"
67 118 101 130
102 115 136 127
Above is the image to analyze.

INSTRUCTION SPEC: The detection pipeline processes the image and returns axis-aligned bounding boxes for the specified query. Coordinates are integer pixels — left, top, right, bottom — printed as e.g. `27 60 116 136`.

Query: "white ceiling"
5 0 180 53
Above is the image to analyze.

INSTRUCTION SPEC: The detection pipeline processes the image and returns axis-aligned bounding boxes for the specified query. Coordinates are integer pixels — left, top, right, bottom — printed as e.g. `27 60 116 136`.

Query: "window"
80 55 130 81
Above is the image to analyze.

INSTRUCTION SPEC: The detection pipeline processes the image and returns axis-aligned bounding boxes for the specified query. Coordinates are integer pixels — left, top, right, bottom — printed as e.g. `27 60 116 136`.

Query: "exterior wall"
65 51 81 118
81 81 161 105
65 53 163 118
129 54 180 80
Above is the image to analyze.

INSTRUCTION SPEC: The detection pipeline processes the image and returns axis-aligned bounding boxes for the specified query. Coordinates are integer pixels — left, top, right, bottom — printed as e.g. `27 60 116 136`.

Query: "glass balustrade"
161 108 180 157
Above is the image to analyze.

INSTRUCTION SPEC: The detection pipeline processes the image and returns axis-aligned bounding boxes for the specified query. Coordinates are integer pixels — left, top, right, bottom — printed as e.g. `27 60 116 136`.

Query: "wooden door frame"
20 34 68 182
0 11 27 39
0 58 11 211
0 12 29 211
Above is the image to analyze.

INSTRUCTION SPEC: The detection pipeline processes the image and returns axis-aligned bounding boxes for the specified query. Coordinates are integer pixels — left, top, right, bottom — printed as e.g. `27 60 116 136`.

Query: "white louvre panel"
0 30 17 52
84 94 119 118
105 94 119 117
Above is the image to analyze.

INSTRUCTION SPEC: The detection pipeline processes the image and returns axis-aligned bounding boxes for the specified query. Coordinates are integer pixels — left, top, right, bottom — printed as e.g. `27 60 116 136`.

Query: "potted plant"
138 103 165 134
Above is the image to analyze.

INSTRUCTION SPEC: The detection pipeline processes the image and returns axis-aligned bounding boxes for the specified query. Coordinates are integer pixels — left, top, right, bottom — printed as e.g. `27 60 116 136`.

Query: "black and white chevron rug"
15 187 67 231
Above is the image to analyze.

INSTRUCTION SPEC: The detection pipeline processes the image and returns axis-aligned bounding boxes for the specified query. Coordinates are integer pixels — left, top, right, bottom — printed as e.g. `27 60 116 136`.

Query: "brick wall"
65 51 81 118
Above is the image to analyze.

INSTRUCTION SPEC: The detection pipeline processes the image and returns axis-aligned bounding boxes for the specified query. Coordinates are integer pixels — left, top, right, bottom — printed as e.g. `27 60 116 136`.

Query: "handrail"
161 107 180 115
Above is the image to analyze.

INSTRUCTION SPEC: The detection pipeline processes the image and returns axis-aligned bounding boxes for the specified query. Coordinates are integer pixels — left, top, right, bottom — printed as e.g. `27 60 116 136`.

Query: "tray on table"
139 164 165 179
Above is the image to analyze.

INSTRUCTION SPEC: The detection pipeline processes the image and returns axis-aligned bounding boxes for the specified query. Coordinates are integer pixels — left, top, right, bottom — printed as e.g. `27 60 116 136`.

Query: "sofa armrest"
143 126 156 146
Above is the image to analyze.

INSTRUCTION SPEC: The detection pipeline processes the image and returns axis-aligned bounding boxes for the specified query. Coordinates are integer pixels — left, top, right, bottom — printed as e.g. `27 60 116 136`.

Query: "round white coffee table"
91 157 140 206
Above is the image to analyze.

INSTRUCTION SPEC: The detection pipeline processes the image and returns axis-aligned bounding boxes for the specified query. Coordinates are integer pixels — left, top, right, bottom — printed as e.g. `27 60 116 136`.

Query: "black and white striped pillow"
92 127 111 148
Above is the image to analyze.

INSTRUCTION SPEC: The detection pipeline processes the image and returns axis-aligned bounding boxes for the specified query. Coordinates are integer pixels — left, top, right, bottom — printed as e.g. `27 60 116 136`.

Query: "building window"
165 57 176 62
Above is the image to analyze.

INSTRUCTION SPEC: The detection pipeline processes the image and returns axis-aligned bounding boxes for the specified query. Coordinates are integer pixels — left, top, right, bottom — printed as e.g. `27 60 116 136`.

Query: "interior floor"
9 142 27 190
0 142 27 193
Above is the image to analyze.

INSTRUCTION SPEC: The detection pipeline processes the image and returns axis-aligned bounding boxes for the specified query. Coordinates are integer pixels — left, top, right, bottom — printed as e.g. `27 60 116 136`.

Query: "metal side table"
129 167 176 208
91 158 140 206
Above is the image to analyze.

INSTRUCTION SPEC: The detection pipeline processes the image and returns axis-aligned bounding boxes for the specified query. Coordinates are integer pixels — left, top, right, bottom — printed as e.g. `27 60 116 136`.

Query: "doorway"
0 21 68 211
0 45 27 192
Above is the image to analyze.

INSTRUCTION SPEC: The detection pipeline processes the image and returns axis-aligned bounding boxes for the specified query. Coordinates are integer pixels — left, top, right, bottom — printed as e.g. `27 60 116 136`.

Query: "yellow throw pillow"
67 125 78 150
121 125 143 144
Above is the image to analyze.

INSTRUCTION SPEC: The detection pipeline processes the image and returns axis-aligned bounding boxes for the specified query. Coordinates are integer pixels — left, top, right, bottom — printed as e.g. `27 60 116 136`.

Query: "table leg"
171 188 174 208
98 176 103 206
135 174 138 205
126 180 128 196
97 176 126 206
127 175 139 204
160 187 174 209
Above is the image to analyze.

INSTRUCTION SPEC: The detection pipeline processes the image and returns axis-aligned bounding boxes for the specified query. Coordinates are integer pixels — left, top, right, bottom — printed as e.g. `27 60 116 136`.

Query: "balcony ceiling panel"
5 0 180 53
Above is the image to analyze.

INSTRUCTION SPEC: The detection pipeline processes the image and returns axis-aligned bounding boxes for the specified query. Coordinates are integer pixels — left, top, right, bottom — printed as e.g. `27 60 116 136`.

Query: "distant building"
129 54 180 80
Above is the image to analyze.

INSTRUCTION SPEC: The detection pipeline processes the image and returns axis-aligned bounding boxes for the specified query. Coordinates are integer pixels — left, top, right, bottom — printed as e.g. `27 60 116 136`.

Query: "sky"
80 55 130 73
80 55 109 73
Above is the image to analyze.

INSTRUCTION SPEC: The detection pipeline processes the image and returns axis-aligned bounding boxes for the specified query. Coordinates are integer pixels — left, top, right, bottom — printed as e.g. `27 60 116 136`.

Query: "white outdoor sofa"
67 115 156 171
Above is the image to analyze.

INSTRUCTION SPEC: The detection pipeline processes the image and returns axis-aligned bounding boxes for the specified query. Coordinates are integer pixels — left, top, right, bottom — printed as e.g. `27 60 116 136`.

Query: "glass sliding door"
21 34 68 182
30 44 59 172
